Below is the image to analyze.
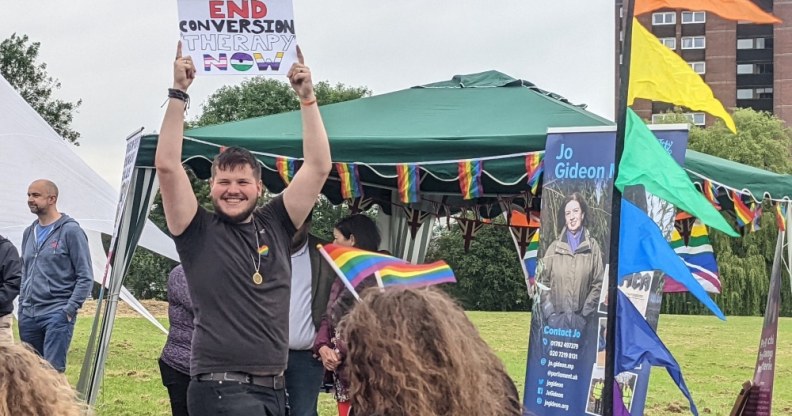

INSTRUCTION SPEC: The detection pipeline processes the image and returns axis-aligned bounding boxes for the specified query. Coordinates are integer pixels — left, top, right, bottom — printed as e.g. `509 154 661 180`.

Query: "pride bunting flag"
376 261 456 288
668 217 721 294
458 160 483 199
336 162 363 200
397 163 421 203
276 156 296 185
629 19 736 133
525 153 544 195
635 0 781 24
775 203 787 232
702 179 720 210
732 191 755 227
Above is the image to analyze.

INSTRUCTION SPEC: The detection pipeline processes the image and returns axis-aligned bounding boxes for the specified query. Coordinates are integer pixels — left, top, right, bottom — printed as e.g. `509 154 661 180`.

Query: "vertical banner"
742 231 784 415
177 0 298 76
614 124 690 415
523 127 615 415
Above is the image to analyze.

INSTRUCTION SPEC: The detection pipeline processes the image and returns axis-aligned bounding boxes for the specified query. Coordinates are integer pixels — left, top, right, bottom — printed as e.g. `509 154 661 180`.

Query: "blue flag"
616 291 699 416
618 199 725 320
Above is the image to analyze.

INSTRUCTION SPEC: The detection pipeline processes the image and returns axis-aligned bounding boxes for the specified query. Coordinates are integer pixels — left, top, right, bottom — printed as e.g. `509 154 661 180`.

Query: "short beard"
212 198 257 224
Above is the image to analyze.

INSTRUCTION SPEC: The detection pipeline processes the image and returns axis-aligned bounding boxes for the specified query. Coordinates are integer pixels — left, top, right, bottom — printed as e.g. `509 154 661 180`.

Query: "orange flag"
635 0 781 24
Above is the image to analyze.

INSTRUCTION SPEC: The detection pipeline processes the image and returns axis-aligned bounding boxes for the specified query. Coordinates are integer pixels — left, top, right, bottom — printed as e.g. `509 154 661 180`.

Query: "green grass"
15 313 791 415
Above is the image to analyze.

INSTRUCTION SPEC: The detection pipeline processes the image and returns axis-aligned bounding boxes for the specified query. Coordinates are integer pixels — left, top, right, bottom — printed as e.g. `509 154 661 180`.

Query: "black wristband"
168 88 190 106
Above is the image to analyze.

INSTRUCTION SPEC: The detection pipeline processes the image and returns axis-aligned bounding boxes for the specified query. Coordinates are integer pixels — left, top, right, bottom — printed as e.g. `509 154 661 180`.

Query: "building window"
659 37 676 50
688 61 706 74
737 63 774 74
682 36 706 49
681 11 706 24
651 113 705 125
737 37 770 49
653 12 676 25
737 87 774 99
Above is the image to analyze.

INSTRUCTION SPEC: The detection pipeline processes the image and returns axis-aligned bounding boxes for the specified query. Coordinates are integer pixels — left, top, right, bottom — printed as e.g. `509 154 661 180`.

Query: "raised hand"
173 41 196 92
286 46 315 102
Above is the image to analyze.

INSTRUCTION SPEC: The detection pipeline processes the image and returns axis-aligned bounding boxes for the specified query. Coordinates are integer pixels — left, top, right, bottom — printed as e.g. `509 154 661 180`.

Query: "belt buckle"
273 375 285 389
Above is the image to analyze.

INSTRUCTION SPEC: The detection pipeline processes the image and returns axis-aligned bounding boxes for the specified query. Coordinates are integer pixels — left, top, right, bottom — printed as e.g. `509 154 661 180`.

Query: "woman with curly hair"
343 287 522 416
0 343 88 416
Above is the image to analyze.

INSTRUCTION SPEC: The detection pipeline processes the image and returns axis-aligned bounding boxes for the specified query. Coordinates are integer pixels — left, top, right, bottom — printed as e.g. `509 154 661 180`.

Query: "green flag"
616 109 738 237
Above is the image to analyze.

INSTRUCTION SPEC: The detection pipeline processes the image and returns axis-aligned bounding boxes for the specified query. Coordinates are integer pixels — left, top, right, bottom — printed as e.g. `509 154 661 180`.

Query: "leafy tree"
656 108 792 316
426 220 530 311
0 34 81 144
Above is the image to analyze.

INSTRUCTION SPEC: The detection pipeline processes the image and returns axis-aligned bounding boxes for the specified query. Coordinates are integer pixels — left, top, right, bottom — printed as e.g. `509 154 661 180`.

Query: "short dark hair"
557 192 589 230
211 146 262 179
334 214 381 251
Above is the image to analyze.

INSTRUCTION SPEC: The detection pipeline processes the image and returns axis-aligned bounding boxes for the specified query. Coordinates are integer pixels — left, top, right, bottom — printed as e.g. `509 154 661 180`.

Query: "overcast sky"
2 0 614 188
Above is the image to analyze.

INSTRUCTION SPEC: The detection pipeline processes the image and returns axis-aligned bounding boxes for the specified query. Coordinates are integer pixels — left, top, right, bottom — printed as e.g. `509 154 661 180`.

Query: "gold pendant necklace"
250 221 264 285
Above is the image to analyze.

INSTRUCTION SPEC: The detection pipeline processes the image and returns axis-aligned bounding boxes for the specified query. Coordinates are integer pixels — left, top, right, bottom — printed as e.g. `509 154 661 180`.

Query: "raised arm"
282 47 332 228
155 42 199 236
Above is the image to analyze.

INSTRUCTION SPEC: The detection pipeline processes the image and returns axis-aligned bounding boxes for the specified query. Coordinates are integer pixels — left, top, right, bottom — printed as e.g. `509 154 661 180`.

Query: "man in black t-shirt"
155 43 332 416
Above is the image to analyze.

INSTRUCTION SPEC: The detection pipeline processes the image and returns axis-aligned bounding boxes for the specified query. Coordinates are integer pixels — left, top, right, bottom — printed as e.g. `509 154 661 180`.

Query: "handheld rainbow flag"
458 160 483 200
635 0 781 24
525 153 544 195
375 261 456 288
336 162 363 200
319 243 405 288
276 157 296 185
775 203 787 232
397 163 421 203
702 179 720 209
732 191 755 227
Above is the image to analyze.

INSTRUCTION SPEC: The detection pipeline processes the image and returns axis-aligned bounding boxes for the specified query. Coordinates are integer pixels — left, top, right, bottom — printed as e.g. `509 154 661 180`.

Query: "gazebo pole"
604 0 636 414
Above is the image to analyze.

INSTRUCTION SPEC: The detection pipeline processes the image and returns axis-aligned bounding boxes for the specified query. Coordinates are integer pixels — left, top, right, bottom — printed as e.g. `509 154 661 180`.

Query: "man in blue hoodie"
19 179 93 372
0 234 22 345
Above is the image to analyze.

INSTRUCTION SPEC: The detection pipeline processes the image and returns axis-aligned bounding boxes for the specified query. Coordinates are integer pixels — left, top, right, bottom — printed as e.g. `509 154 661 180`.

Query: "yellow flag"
628 19 736 133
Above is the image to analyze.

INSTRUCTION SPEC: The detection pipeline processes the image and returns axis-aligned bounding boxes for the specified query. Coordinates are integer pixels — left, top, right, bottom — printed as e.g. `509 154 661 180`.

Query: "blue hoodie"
20 214 93 318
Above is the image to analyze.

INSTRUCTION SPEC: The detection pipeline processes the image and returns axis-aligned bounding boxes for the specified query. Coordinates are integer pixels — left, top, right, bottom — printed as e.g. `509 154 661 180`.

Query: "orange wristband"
301 98 317 107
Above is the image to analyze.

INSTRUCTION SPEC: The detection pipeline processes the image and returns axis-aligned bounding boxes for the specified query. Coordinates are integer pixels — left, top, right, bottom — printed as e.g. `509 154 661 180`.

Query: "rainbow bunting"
458 160 483 200
258 245 269 256
396 163 421 203
336 163 363 199
775 203 787 232
702 179 720 209
667 217 721 294
275 157 296 185
525 153 544 195
320 243 405 288
732 191 755 227
377 261 456 288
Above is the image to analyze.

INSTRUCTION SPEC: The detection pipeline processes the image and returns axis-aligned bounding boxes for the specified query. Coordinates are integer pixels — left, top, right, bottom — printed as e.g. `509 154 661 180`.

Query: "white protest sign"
177 0 297 75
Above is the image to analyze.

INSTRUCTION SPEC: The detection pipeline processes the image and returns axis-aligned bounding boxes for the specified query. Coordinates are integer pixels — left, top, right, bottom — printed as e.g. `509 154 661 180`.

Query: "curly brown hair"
343 287 522 416
0 343 88 416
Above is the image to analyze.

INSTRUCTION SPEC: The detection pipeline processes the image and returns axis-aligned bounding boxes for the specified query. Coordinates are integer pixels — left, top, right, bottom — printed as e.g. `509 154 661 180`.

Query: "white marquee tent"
0 74 178 333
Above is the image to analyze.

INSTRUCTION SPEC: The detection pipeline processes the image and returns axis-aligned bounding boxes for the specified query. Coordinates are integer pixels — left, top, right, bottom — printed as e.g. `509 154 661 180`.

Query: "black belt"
193 372 285 389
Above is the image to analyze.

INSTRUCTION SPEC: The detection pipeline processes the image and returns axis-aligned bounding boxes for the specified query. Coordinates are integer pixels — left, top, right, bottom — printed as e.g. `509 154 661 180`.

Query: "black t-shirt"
174 195 296 376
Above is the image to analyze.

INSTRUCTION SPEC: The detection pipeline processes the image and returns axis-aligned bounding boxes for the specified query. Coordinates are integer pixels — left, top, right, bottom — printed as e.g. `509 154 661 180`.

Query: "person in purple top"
159 265 194 416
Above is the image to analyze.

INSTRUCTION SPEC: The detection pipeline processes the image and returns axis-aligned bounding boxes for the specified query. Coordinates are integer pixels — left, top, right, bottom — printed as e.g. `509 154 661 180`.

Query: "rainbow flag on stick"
702 179 720 209
276 156 296 185
775 203 787 232
336 162 363 200
397 163 421 203
525 153 544 195
374 261 456 288
732 191 755 227
458 160 483 200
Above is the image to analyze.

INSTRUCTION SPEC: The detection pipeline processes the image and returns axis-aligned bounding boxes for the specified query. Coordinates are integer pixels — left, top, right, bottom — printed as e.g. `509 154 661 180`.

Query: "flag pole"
604 0 636 414
316 244 361 301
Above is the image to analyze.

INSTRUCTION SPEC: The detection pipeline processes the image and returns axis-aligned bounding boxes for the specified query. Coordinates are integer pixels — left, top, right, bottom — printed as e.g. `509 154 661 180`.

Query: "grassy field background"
17 306 789 415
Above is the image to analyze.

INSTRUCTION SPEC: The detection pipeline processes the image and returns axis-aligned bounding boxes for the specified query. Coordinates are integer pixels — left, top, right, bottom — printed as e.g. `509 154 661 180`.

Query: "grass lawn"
17 311 789 415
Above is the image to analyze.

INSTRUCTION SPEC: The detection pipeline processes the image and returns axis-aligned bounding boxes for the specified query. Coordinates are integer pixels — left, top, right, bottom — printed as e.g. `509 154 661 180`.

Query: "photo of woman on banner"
536 192 603 332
